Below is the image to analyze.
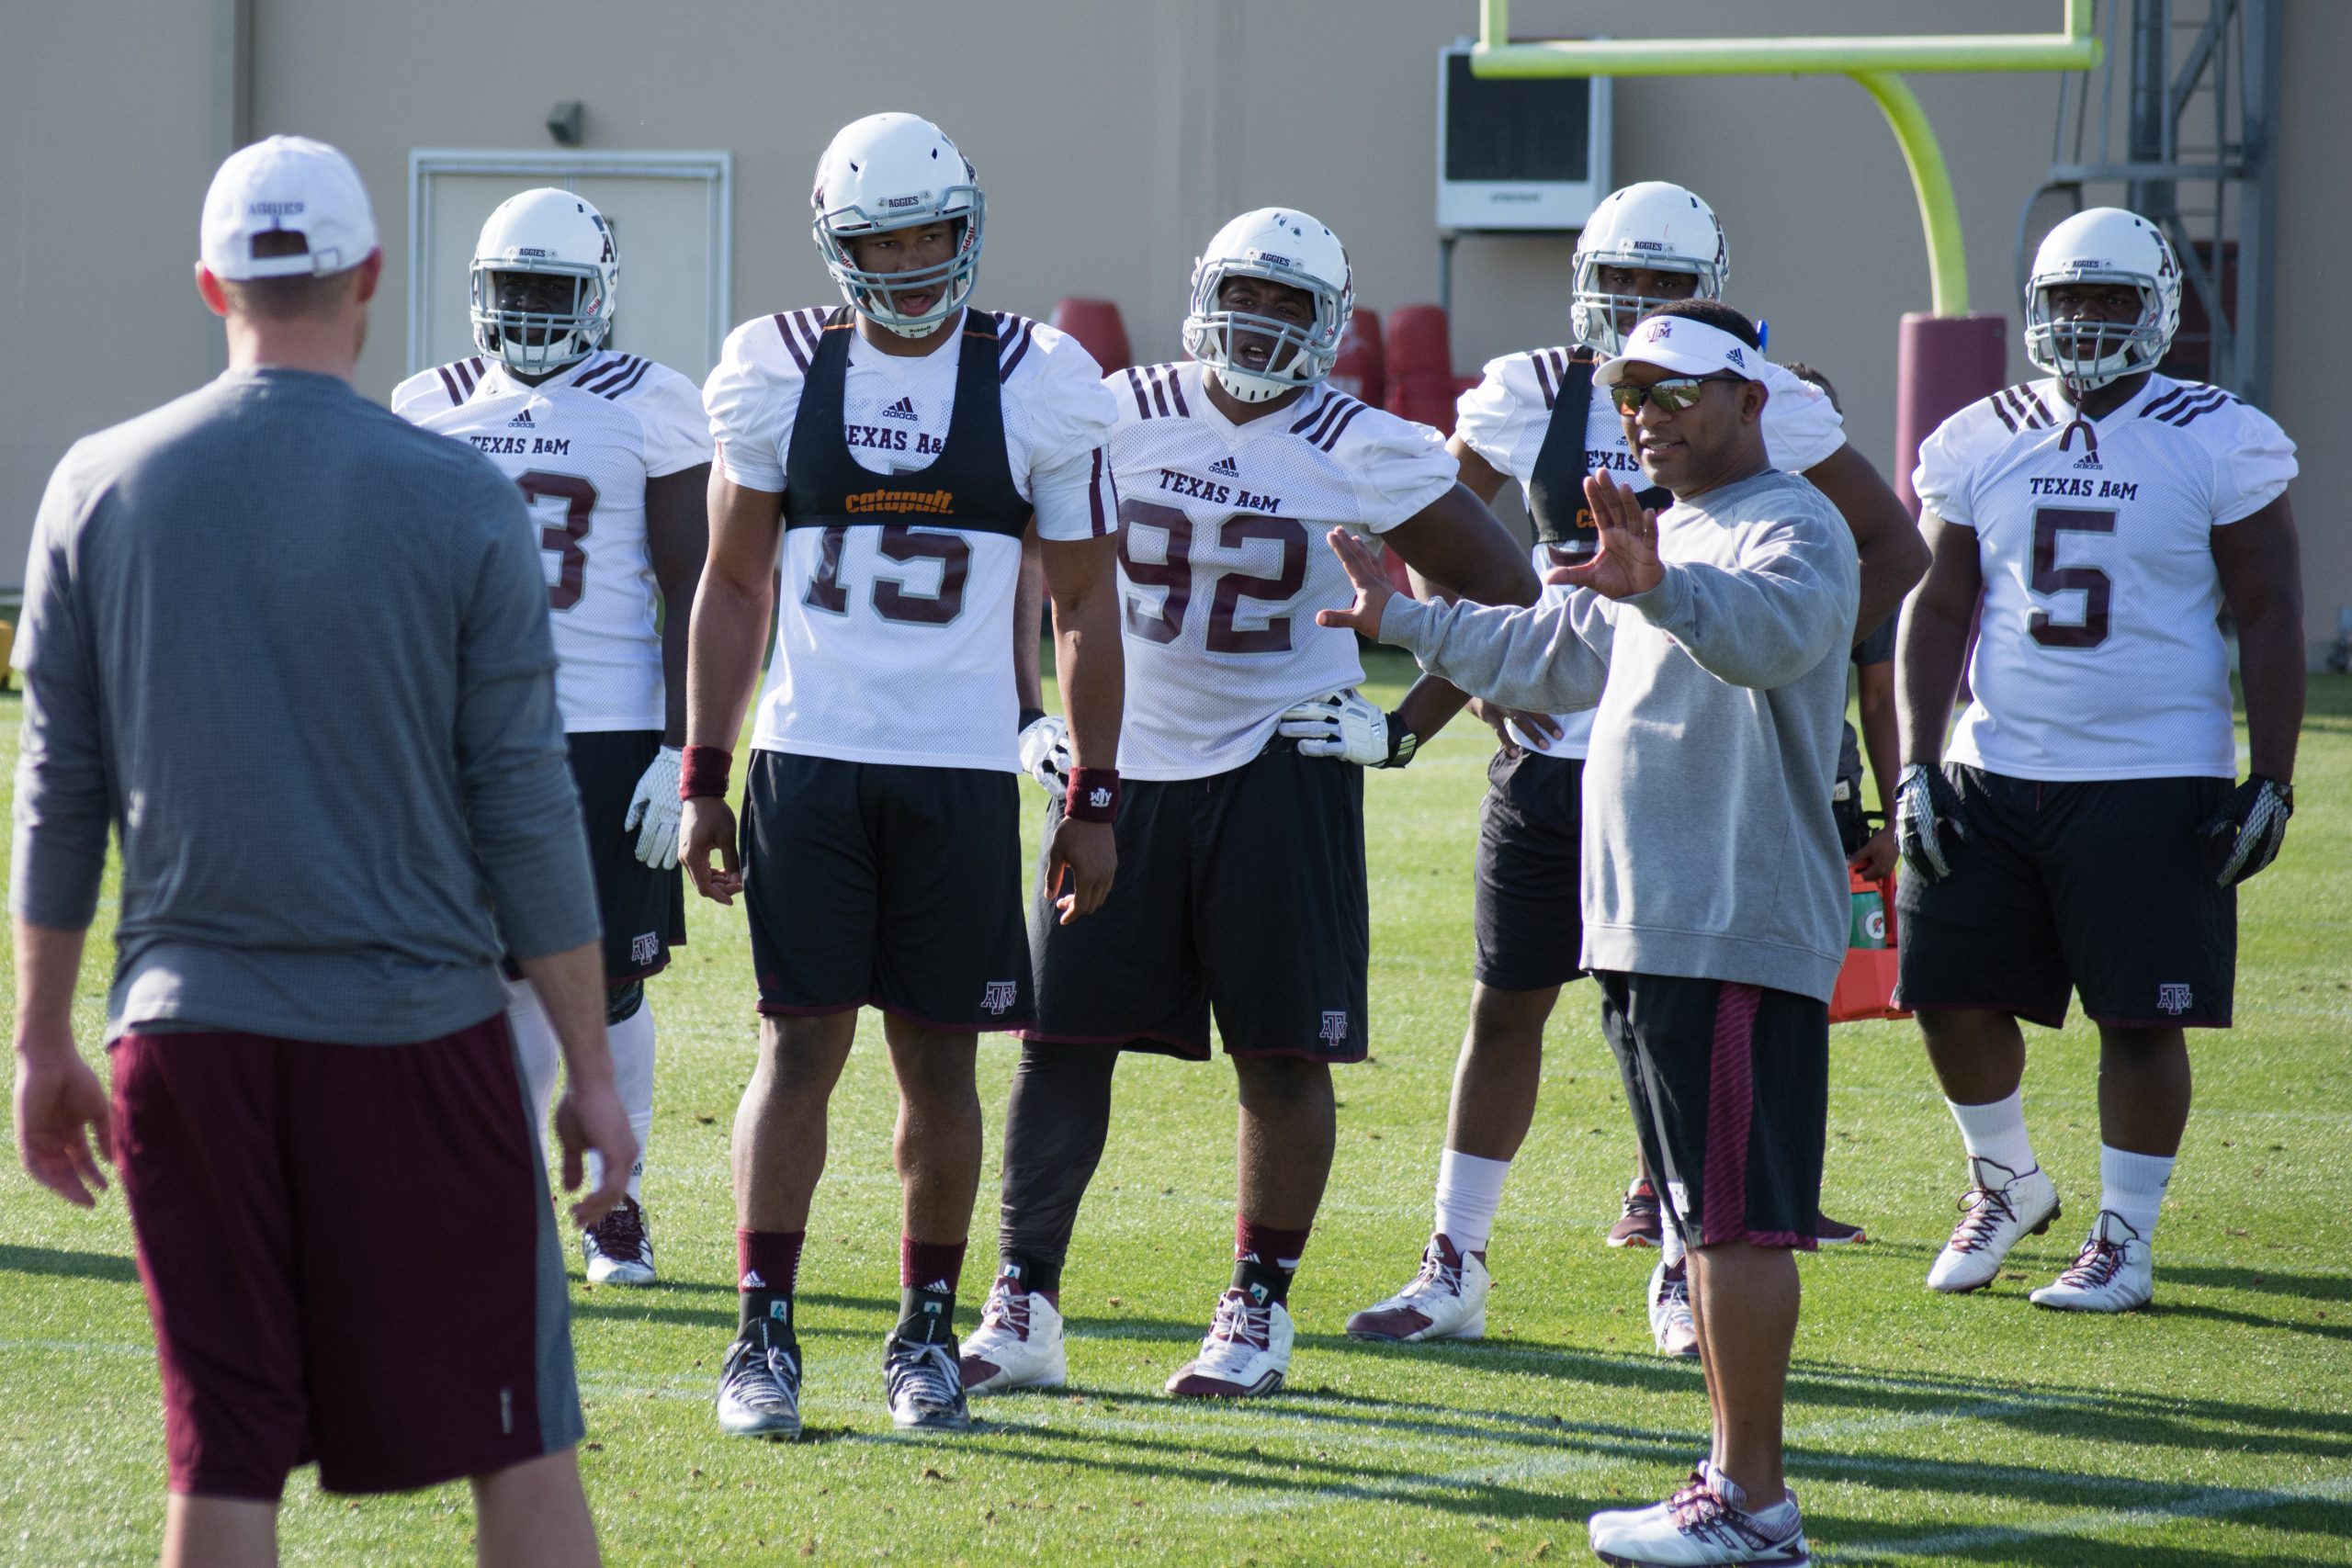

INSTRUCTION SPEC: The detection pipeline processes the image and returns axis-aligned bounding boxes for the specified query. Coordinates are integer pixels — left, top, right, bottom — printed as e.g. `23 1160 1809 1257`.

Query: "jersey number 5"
1117 497 1309 653
805 525 971 626
2028 505 2116 649
516 471 597 612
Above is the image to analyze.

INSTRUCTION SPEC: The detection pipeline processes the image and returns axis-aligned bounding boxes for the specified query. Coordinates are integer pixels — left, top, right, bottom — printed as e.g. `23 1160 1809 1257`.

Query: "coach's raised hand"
1549 471 1664 600
1316 527 1398 637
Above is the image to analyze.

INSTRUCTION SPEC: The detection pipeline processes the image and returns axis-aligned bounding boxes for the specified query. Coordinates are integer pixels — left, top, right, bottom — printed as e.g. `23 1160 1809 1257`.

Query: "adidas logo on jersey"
1210 456 1240 477
508 409 536 427
880 396 920 422
2073 448 2103 470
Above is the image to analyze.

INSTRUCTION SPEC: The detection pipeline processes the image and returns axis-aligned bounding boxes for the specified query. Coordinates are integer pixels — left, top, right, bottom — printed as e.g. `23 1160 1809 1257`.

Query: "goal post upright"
1471 0 2103 510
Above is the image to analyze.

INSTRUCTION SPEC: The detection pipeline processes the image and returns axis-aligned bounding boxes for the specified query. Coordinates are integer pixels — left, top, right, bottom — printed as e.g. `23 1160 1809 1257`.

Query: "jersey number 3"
2028 505 2116 649
1117 497 1308 653
516 470 597 613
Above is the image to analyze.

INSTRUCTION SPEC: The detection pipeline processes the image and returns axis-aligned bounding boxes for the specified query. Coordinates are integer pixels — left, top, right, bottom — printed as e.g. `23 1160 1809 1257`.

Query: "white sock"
503 977 561 1159
2098 1144 2174 1243
1433 1148 1511 1257
1946 1089 2038 1179
599 998 658 1203
1661 1181 1689 1268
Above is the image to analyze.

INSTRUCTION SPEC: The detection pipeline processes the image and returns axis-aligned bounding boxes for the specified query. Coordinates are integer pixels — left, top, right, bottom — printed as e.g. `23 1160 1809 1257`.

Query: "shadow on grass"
0 1244 139 1284
2165 1259 2352 1304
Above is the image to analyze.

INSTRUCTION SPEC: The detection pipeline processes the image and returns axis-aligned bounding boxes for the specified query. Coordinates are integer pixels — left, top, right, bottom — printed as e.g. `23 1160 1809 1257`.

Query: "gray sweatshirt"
1383 468 1858 1001
12 367 599 1043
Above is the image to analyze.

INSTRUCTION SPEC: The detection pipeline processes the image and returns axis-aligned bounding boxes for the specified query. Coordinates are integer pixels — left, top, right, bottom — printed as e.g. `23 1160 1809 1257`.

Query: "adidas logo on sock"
1209 456 1239 476
508 408 535 427
922 1279 954 1294
741 1269 766 1289
881 396 920 422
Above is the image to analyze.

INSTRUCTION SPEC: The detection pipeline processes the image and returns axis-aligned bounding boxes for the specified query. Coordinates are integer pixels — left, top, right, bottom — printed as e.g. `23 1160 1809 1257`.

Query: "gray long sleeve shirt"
1382 468 1859 1001
11 367 598 1043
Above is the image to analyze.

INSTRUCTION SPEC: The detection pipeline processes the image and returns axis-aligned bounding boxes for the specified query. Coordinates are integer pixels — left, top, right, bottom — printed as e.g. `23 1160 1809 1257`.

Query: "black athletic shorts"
1598 972 1827 1250
1024 739 1369 1062
1894 766 2234 1029
1473 749 1586 991
740 750 1033 1032
567 729 686 985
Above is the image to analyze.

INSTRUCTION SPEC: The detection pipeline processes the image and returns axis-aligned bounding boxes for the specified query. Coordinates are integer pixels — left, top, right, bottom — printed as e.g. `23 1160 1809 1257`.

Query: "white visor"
1593 315 1763 387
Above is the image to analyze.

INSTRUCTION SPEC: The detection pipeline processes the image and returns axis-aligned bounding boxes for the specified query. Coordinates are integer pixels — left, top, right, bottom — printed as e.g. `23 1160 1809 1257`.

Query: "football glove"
1277 689 1418 768
1894 762 1967 885
2199 774 2293 887
625 746 684 871
1017 712 1072 793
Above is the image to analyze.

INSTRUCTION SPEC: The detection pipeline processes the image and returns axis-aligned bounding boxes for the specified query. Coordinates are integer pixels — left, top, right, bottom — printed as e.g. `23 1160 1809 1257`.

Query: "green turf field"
3 654 2347 1566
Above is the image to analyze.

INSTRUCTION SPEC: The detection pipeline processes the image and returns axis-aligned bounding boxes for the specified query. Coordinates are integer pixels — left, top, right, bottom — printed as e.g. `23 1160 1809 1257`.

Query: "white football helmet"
2024 207 2182 392
1182 208 1352 404
811 113 984 338
469 187 617 374
1571 182 1728 355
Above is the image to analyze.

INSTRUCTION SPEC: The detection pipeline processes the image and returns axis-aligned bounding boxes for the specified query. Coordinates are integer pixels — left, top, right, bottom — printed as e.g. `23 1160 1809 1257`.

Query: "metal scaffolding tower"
2020 0 2284 405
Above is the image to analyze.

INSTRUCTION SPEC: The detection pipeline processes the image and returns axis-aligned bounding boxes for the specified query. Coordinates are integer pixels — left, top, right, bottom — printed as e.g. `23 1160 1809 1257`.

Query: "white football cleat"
958 1275 1068 1393
1589 1465 1810 1566
581 1195 656 1287
1344 1234 1489 1341
1648 1258 1700 1359
1166 1288 1293 1397
1926 1157 2060 1293
2030 1211 2154 1313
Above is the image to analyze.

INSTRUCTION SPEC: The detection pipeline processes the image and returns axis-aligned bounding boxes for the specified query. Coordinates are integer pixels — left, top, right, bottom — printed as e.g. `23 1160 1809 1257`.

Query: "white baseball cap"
199 135 379 280
1593 311 1764 387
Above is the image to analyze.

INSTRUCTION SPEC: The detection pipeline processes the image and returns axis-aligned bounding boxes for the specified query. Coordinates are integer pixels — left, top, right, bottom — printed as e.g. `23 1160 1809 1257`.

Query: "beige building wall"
7 1 2340 655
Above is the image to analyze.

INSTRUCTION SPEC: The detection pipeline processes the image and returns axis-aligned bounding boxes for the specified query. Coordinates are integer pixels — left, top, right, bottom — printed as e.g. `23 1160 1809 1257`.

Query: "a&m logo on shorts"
2157 983 2194 1015
629 931 660 967
1318 1010 1349 1047
982 980 1020 1015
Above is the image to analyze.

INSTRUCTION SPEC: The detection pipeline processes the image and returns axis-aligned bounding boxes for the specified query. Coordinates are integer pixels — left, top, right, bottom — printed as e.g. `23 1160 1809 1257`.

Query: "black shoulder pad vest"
782 307 1033 540
1526 347 1671 552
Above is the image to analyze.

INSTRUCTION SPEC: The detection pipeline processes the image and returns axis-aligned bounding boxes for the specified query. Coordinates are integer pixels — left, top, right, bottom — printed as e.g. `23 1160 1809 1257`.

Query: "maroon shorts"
110 1017 582 1500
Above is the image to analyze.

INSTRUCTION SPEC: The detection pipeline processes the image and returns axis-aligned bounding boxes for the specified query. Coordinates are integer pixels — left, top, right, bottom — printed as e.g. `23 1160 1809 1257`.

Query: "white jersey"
1108 361 1457 780
704 308 1116 773
1914 374 2295 781
393 351 711 732
1455 348 1846 758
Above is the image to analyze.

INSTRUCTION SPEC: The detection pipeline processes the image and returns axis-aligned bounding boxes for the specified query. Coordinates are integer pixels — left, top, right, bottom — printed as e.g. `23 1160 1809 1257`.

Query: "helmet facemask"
815 195 984 339
470 261 610 374
1182 255 1351 404
2024 274 2168 394
1570 254 1718 357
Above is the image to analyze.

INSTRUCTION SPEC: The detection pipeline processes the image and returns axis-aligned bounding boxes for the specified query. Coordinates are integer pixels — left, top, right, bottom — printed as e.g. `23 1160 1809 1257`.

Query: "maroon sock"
736 1229 804 1335
901 1235 969 1292
899 1236 969 1345
1232 1218 1313 1307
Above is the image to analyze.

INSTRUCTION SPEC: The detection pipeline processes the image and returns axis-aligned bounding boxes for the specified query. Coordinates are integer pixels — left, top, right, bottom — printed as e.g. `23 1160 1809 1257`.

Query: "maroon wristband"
1065 767 1121 823
679 745 733 801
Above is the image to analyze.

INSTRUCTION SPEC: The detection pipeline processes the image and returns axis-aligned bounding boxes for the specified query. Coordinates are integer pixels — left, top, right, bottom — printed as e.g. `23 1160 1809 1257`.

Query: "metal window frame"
406 148 732 378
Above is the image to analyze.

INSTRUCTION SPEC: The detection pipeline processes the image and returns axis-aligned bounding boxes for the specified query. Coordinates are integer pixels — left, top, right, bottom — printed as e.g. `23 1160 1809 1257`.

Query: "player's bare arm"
2211 493 2305 784
1443 434 1511 507
647 464 713 749
1014 524 1046 714
1039 525 1124 922
1797 441 1928 642
1893 511 1983 768
11 919 113 1209
1853 655 1903 879
681 470 785 904
1378 481 1543 742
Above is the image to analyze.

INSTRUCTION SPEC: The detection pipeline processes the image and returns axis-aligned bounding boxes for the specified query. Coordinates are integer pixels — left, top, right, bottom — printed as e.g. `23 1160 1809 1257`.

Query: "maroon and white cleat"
1345 1234 1490 1341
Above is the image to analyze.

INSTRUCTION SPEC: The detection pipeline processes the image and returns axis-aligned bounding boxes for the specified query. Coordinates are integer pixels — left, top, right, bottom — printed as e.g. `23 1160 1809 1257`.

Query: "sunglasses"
1607 374 1745 415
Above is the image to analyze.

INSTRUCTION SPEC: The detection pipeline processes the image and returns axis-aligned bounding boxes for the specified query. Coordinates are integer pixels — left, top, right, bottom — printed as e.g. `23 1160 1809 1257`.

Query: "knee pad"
605 980 645 1027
